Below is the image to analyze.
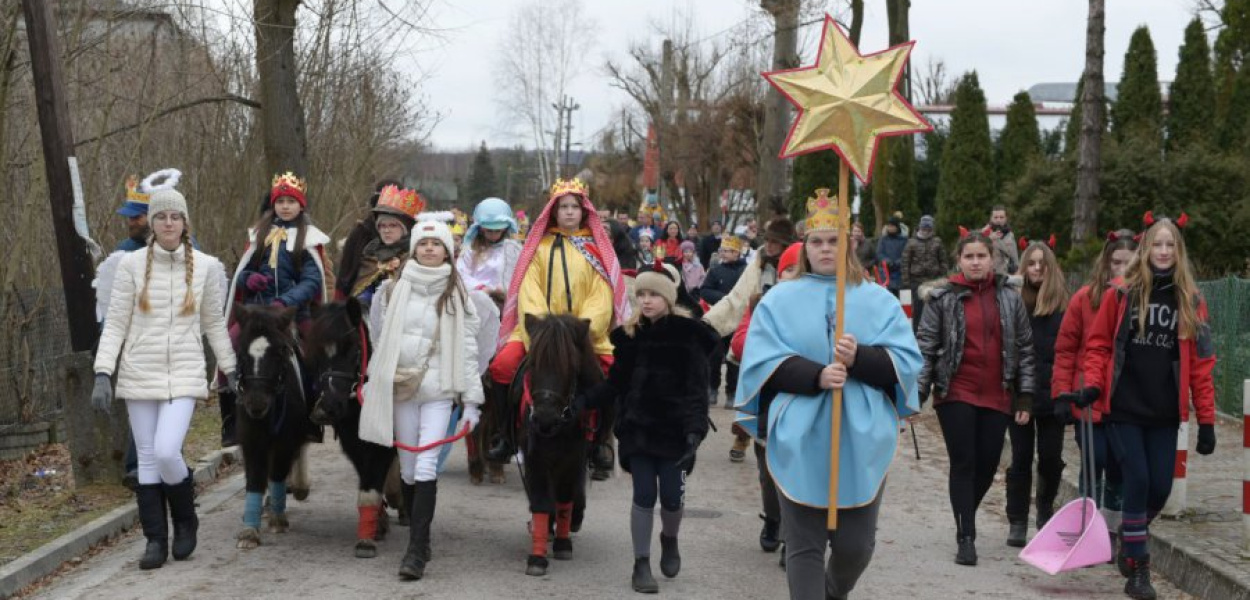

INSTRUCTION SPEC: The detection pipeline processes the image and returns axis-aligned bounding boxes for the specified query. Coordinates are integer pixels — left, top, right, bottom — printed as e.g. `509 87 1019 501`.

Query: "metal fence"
0 289 74 434
1198 277 1250 415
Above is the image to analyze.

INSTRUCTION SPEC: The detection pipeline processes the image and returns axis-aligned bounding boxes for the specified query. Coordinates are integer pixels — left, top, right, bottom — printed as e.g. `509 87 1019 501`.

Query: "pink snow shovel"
1019 405 1112 574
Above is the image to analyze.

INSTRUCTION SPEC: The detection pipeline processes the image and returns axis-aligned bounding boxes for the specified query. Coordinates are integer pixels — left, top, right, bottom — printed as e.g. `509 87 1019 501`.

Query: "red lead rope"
356 320 472 453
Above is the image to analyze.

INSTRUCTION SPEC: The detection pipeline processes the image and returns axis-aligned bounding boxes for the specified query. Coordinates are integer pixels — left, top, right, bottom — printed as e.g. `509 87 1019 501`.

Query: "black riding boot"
1124 556 1157 600
135 484 168 570
632 557 659 593
399 482 415 528
218 390 237 447
165 474 199 560
484 383 514 463
1007 521 1027 548
399 480 437 580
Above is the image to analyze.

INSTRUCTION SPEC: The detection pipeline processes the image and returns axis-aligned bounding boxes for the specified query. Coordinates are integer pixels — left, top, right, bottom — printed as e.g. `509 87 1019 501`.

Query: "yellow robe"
509 228 615 355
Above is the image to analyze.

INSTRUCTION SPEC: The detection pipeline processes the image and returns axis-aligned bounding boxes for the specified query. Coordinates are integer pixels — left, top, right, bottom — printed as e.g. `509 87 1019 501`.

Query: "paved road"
26 408 1192 599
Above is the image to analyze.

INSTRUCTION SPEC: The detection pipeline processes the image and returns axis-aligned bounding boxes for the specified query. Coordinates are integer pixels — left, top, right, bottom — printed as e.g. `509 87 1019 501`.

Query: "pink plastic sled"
1019 406 1112 574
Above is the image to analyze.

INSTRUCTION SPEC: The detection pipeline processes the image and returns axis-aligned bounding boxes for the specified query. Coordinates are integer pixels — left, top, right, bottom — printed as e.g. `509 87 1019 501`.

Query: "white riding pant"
126 398 195 485
395 398 454 483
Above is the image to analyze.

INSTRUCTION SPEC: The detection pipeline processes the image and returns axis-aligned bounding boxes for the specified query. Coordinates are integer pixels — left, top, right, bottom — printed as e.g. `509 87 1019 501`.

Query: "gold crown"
720 235 746 253
271 171 307 194
804 188 846 233
549 178 588 198
125 175 150 203
376 185 425 218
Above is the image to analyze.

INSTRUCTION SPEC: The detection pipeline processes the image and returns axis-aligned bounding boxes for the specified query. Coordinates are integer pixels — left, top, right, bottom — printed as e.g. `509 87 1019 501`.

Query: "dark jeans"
708 336 738 398
1076 422 1123 511
755 442 781 522
779 487 883 600
1006 414 1066 523
936 402 1010 539
630 454 686 512
1105 421 1178 558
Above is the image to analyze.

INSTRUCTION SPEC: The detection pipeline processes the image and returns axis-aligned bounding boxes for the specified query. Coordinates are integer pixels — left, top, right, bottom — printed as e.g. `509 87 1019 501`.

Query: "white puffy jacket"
94 245 237 400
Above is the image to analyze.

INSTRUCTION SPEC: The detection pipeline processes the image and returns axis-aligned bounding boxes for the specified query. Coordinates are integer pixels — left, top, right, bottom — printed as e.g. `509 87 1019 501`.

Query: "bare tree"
494 0 594 186
1073 0 1106 243
757 0 799 222
916 57 958 105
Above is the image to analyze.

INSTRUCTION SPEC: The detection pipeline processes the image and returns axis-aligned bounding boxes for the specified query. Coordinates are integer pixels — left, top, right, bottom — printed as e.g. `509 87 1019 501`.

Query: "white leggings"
395 398 454 484
126 398 195 485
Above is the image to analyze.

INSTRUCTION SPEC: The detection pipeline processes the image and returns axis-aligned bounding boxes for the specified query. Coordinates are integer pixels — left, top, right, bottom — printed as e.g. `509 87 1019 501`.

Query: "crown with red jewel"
374 185 425 220
549 178 588 199
270 171 308 207
804 188 846 233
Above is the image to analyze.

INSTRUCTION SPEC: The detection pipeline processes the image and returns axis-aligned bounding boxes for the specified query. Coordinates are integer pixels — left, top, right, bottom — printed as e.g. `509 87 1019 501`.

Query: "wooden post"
21 0 98 352
827 160 851 530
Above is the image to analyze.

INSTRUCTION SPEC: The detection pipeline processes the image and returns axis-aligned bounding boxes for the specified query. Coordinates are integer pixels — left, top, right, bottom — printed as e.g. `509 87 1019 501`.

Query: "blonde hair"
1022 243 1068 316
1124 219 1202 339
796 234 867 285
138 230 196 316
621 296 691 337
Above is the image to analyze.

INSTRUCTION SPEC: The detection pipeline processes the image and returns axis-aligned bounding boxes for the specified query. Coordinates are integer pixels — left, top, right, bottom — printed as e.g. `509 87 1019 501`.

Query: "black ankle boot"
135 485 168 570
164 475 198 560
1124 556 1157 600
1006 521 1027 548
659 534 680 578
955 536 977 566
759 515 781 552
399 480 436 580
631 557 659 593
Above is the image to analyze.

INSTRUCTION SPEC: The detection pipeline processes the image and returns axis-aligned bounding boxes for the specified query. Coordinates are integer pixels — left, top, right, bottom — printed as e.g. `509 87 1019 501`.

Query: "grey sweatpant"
778 486 884 600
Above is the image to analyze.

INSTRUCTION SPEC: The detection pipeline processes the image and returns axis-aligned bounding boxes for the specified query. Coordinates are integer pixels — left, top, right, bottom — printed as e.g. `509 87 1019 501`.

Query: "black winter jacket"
1029 310 1064 415
916 275 1037 409
600 315 719 474
700 258 747 304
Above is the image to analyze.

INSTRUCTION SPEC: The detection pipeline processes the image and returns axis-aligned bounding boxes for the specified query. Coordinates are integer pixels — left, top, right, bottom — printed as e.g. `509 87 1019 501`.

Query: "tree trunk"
849 0 864 46
254 0 309 179
873 0 912 230
758 0 799 221
1073 0 1105 244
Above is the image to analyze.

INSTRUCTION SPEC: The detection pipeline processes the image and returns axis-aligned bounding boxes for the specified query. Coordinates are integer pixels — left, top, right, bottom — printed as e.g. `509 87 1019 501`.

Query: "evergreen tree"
889 137 919 228
1167 18 1216 152
1064 76 1085 157
997 91 1042 192
935 72 995 242
787 151 840 222
915 123 948 217
466 141 498 202
1111 26 1163 146
1219 59 1250 151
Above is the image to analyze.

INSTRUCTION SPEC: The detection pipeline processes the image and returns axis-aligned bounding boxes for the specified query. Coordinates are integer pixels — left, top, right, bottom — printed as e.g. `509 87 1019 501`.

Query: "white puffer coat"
94 244 237 400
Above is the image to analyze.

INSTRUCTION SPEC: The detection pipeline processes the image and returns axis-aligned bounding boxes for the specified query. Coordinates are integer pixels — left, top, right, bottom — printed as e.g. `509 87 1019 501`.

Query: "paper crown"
375 185 425 219
804 188 845 233
270 171 308 206
720 235 746 253
549 178 588 198
125 176 150 203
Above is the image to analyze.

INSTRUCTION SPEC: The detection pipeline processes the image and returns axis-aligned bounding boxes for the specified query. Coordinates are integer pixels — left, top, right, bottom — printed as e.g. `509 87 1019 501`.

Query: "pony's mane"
303 302 366 363
527 314 596 379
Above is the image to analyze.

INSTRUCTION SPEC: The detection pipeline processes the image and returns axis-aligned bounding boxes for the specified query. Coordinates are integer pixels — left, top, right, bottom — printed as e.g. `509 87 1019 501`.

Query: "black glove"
91 374 113 414
676 433 700 472
1197 424 1216 455
1052 396 1074 424
1066 386 1100 408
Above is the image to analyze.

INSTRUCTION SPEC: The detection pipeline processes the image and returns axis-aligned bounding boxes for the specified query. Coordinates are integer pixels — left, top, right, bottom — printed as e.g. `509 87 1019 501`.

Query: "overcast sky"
413 0 1198 150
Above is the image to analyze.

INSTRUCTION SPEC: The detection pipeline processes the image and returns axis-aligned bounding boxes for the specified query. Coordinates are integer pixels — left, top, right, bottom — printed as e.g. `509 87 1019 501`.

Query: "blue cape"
735 274 921 509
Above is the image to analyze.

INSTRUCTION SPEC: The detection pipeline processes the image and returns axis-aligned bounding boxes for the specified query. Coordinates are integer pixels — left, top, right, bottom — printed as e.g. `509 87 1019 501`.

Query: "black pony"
233 305 311 549
513 313 604 576
304 298 398 558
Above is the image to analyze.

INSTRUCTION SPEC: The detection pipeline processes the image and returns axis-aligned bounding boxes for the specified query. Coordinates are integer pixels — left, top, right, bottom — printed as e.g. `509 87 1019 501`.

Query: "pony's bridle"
314 321 370 408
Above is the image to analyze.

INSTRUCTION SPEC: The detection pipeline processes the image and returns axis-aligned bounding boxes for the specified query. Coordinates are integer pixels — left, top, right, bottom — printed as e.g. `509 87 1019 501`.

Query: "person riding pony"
485 178 630 468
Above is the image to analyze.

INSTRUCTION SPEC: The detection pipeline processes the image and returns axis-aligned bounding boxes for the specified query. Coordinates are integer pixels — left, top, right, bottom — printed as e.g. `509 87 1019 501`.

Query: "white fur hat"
147 188 189 227
411 217 454 256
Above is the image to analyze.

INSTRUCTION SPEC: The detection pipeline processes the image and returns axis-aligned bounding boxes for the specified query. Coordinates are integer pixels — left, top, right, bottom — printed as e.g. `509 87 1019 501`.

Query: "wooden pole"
827 160 851 530
21 0 98 353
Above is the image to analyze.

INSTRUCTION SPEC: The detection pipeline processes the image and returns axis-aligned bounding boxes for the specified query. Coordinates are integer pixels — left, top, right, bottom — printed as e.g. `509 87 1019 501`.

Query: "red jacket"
729 304 753 362
1052 285 1107 422
1082 284 1217 425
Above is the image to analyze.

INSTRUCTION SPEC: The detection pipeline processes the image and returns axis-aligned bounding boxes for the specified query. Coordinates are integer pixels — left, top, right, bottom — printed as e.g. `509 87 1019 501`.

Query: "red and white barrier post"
1161 415 1189 517
1242 380 1250 557
900 288 913 321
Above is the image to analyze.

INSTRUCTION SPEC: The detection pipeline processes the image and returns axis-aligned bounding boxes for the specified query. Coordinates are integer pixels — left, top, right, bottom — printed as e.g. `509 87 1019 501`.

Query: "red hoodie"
940 273 1010 414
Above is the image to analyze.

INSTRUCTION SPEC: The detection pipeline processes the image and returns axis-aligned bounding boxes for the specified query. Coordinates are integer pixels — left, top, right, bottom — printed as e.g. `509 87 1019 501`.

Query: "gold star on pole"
763 15 932 183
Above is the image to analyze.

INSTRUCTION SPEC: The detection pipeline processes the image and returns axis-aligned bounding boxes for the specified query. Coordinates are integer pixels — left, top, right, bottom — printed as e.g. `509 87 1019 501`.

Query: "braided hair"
138 229 196 315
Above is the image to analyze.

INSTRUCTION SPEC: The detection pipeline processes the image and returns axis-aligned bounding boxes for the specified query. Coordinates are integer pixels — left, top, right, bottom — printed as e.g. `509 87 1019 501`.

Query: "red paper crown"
270 172 308 207
375 185 425 219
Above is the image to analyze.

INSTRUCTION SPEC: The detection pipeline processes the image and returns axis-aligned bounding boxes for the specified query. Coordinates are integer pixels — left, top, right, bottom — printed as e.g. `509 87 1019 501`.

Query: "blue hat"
464 197 518 244
117 175 150 217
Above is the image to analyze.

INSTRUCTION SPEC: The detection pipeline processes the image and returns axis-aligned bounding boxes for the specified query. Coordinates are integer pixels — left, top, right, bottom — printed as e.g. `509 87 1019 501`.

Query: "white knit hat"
411 217 454 256
147 188 189 227
634 264 678 308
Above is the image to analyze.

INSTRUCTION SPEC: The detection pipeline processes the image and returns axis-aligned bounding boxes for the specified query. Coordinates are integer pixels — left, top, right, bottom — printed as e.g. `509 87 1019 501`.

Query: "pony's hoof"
355 540 377 559
525 555 549 576
291 487 310 501
553 538 573 560
268 513 290 533
489 468 506 485
470 472 484 485
236 528 261 549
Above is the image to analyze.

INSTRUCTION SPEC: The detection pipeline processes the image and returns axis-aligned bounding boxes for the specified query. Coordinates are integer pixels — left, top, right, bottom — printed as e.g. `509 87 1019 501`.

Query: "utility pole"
21 0 96 353
551 96 579 178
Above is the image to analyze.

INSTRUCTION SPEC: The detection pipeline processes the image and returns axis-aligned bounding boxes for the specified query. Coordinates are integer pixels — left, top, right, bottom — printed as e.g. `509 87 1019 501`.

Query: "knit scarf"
497 192 629 352
359 261 470 447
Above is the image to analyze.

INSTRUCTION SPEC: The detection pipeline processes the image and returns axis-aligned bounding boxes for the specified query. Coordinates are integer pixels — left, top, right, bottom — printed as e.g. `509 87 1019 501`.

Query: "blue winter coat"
236 221 324 321
876 233 908 291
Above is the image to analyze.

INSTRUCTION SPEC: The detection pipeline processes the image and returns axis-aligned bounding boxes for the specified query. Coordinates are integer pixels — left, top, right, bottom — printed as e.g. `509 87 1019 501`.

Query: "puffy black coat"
700 258 747 304
1030 310 1064 415
599 315 718 474
916 275 1036 407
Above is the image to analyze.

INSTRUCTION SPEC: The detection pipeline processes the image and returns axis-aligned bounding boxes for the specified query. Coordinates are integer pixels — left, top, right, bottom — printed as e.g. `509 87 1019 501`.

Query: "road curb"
0 446 241 599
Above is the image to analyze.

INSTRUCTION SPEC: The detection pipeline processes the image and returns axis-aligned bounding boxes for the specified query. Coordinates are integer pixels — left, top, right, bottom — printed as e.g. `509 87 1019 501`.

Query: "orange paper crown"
125 175 150 203
804 188 846 233
549 178 589 198
720 235 747 253
270 171 308 207
376 185 425 219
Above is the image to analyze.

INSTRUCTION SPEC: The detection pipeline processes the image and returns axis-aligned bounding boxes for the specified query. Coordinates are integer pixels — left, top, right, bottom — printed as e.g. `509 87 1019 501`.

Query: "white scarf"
359 261 471 447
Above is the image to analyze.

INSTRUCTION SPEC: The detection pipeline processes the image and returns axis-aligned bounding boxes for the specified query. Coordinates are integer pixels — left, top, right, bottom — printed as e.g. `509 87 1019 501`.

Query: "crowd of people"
87 170 1217 600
